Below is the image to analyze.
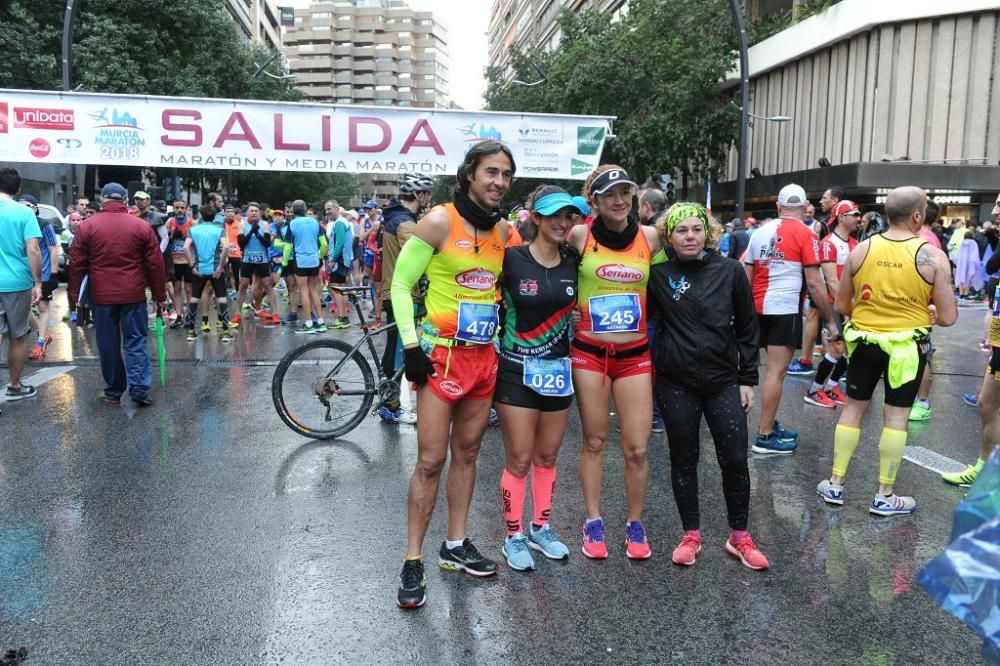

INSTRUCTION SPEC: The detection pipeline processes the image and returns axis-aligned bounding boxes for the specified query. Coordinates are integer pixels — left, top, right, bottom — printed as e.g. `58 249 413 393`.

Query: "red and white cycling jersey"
820 231 857 303
743 218 821 315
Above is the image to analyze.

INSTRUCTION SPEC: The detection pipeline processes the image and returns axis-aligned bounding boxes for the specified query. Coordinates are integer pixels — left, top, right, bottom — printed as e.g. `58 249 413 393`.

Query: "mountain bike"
272 285 405 439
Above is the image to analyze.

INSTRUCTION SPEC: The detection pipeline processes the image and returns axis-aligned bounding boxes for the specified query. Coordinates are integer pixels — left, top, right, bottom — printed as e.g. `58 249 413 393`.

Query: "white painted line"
903 445 967 475
0 365 75 403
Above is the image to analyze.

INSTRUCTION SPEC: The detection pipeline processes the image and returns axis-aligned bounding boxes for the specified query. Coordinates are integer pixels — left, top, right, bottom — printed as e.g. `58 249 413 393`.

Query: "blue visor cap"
534 192 588 216
571 196 591 216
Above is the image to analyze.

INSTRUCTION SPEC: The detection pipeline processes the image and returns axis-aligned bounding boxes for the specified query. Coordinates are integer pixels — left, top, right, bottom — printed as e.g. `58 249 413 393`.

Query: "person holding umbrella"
69 183 167 406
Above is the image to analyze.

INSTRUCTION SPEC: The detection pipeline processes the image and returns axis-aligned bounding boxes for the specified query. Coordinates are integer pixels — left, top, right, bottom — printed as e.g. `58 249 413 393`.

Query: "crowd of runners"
1 145 995 611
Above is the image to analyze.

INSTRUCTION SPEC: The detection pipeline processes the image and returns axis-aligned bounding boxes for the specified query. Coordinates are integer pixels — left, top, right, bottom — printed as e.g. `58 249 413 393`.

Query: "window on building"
398 72 411 79
398 100 412 106
398 31 411 38
399 45 411 53
375 85 393 91
336 97 353 104
311 25 330 31
398 86 411 93
376 43 393 50
312 12 331 19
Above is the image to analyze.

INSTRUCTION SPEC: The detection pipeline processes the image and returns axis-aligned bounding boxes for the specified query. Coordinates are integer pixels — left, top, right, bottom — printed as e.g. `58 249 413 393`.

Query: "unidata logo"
28 138 51 159
596 263 644 283
0 103 8 133
455 268 496 290
14 107 75 131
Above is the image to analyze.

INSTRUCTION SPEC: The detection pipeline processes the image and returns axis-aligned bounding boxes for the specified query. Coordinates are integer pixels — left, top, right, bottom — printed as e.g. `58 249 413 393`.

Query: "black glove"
403 346 436 385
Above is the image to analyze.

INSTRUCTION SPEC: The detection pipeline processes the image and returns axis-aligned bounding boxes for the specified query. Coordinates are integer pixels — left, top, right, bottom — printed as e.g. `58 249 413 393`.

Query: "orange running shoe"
230 314 242 325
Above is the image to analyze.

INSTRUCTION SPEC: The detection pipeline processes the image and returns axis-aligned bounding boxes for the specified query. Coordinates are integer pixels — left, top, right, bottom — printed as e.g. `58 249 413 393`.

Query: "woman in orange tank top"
567 165 663 560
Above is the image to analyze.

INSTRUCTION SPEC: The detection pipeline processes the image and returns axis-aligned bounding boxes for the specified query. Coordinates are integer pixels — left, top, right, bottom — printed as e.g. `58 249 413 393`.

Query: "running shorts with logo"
40 275 59 301
191 274 227 299
846 340 928 407
424 343 499 404
570 337 652 380
758 313 803 348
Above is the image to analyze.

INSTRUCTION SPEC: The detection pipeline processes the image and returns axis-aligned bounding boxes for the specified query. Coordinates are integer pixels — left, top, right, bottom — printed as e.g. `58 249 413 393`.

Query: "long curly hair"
582 163 627 202
654 202 724 251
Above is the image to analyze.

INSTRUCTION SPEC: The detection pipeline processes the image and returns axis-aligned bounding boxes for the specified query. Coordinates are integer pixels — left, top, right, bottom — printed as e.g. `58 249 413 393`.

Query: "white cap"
777 183 808 207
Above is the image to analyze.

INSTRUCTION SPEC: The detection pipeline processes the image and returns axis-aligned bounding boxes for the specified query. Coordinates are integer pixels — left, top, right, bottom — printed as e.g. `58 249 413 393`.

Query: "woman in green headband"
647 202 771 570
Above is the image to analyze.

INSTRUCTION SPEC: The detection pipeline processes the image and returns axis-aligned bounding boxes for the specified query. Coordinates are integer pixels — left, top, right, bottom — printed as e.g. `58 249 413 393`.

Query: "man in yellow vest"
816 186 957 516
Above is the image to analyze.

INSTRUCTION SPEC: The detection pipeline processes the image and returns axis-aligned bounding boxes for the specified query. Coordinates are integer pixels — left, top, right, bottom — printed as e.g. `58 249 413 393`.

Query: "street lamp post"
62 0 78 211
730 0 750 223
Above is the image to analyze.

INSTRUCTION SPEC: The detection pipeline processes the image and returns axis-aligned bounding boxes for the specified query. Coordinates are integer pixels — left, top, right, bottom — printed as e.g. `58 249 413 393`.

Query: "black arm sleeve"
237 231 250 249
260 232 273 248
731 262 760 386
987 247 1000 276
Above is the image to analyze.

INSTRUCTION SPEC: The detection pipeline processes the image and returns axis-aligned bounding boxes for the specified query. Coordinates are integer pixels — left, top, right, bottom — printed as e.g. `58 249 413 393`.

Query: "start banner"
0 89 614 180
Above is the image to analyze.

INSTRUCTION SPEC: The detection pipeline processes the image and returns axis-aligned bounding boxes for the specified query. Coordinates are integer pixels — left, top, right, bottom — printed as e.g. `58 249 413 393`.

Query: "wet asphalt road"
0 293 991 665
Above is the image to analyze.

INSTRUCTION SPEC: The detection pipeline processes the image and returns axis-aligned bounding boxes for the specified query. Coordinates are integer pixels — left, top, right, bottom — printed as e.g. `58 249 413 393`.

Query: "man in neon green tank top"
816 187 957 517
391 141 514 609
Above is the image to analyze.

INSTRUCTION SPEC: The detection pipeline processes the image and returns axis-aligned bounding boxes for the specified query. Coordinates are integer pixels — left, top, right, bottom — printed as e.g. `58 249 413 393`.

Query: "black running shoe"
397 559 427 609
438 538 498 577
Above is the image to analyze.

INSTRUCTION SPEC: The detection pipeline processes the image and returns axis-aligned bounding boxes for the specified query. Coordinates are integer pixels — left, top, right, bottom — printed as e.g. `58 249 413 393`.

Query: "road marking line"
903 445 967 475
0 365 75 403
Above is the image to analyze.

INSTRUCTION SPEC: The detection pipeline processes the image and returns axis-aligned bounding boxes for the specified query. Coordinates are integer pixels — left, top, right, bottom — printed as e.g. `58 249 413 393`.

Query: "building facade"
715 0 1000 224
227 0 284 50
487 0 627 80
283 0 449 109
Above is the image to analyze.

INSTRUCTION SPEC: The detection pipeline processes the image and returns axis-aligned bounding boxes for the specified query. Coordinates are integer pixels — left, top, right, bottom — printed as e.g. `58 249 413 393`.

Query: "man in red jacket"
69 183 167 407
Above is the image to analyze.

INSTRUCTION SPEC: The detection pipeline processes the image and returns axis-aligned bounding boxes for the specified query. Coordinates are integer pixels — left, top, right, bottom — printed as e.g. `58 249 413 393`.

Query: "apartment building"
487 0 627 80
283 0 450 109
227 0 284 50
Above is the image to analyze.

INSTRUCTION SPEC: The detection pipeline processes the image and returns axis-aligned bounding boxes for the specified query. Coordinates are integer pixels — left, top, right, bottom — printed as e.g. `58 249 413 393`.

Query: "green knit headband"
665 202 710 236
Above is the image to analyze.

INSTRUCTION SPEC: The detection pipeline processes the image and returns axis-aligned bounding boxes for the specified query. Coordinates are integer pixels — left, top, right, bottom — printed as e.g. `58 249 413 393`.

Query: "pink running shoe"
581 518 608 559
625 520 651 560
725 533 770 570
671 531 702 566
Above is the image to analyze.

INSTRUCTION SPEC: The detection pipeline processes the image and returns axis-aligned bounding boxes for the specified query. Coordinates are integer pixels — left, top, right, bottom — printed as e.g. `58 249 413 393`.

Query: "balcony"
295 71 332 84
354 74 376 86
354 45 376 58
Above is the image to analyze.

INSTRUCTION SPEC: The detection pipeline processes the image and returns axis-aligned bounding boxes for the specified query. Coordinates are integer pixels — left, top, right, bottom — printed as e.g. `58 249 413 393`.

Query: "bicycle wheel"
272 338 376 439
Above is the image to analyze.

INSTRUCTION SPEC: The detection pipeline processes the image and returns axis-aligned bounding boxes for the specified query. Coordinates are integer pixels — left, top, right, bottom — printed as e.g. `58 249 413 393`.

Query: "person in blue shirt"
0 168 44 403
18 195 60 360
233 202 280 325
289 199 327 334
183 205 233 342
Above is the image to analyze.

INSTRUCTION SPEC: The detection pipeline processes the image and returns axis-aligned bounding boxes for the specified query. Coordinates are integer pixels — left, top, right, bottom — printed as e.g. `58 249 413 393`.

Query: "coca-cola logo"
596 263 644 283
14 107 74 131
455 268 495 290
28 138 51 159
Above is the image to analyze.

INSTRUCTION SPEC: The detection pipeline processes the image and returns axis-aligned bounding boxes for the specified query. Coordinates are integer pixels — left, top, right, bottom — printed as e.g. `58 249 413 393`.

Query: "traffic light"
660 174 676 205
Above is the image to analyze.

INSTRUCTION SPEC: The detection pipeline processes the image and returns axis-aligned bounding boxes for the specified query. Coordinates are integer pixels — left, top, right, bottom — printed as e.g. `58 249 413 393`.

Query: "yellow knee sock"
878 428 908 485
832 424 861 478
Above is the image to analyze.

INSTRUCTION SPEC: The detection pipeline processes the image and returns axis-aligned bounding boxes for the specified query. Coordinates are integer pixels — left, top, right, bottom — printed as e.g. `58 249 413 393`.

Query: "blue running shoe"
376 405 404 423
787 359 814 376
963 392 979 407
502 533 535 571
528 524 569 560
816 479 845 505
282 312 299 325
651 416 665 434
773 420 799 441
752 432 798 454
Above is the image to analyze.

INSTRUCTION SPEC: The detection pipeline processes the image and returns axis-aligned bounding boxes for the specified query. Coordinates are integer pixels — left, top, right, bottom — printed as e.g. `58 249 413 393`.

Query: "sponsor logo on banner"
596 263 644 283
28 138 51 159
572 158 594 176
524 165 558 174
91 108 141 129
576 127 605 155
458 122 501 143
13 107 74 131
0 103 8 133
455 268 496 290
516 123 563 145
524 148 558 159
57 138 83 149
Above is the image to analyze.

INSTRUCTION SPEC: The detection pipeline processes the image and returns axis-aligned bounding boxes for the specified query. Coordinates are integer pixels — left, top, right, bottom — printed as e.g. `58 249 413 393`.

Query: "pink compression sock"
531 465 557 527
501 469 526 536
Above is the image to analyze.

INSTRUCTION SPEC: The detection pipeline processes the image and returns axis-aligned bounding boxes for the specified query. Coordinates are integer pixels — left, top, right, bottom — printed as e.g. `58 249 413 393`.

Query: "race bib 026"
455 301 499 344
522 357 573 397
588 293 641 333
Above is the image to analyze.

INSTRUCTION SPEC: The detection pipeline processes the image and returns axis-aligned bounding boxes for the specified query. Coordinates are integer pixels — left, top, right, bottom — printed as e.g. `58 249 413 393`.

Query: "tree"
0 0 298 102
485 0 739 188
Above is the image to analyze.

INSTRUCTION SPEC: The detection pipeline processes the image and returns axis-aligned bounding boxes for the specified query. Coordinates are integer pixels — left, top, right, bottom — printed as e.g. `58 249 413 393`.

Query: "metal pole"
730 0 749 222
62 0 77 211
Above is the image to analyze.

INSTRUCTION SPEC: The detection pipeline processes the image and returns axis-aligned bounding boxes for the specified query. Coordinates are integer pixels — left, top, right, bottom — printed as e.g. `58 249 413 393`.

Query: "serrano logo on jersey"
455 239 472 249
860 283 873 301
455 268 496 290
519 279 538 296
596 263 644 283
